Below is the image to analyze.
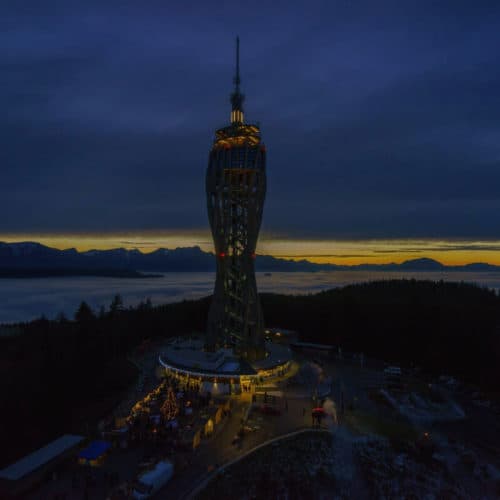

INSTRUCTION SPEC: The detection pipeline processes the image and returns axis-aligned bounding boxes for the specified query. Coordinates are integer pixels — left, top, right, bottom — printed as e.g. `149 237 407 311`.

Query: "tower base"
159 336 292 393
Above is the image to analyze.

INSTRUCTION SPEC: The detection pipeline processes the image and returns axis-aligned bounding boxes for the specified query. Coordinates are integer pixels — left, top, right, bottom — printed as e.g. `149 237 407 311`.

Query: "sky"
2 1 500 264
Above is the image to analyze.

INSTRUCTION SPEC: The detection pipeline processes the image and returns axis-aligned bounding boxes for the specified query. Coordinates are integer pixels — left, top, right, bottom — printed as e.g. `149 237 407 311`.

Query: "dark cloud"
119 241 160 246
374 243 500 253
2 1 500 238
274 254 376 259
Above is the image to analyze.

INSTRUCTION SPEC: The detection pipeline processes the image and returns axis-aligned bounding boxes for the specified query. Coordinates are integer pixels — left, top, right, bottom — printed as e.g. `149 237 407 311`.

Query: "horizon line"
1 239 500 268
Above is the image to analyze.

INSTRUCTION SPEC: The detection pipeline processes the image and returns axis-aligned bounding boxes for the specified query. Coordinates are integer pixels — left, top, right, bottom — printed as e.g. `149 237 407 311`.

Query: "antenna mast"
234 36 240 90
230 36 244 123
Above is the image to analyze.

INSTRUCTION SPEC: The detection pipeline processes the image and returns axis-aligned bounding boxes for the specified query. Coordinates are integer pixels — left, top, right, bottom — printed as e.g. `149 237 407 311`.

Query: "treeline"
1 280 499 466
262 279 500 390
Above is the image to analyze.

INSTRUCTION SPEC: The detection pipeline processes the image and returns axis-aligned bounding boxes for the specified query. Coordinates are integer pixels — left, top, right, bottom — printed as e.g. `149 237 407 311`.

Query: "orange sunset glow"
1 232 499 266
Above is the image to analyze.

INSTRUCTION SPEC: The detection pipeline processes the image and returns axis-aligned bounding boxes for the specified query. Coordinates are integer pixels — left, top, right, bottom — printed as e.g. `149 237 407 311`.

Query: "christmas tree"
161 386 179 421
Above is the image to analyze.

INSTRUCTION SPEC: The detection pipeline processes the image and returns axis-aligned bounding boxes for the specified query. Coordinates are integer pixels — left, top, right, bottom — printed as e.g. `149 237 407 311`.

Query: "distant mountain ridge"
0 242 499 273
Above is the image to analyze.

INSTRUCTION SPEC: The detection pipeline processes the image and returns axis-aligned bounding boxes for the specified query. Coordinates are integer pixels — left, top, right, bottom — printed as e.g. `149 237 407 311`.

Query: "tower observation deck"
206 37 266 361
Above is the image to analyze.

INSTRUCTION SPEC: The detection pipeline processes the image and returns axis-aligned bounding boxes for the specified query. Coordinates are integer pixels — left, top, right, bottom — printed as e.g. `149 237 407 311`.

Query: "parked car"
132 460 174 499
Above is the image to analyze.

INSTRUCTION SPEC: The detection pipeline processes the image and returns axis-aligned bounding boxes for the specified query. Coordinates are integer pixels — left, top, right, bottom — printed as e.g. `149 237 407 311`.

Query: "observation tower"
159 39 292 392
205 37 266 361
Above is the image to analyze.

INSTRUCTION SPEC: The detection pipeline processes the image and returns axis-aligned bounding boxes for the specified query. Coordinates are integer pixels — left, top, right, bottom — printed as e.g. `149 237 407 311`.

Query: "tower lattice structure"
206 37 266 361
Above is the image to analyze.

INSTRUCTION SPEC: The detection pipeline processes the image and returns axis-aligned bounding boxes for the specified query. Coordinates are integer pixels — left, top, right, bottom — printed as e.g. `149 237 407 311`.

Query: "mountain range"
0 241 499 275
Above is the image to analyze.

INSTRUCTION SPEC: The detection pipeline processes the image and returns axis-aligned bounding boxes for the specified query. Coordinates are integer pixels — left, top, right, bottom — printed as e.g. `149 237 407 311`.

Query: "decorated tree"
161 386 179 421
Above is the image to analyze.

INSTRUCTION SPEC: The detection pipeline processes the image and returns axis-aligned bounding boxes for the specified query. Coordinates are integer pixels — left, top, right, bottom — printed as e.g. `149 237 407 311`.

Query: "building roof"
160 339 257 377
138 460 173 486
162 339 229 372
0 434 85 481
78 440 111 461
251 343 292 370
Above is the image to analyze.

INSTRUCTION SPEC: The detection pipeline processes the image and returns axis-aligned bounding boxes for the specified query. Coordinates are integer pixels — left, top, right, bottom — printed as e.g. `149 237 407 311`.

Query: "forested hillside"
1 280 499 467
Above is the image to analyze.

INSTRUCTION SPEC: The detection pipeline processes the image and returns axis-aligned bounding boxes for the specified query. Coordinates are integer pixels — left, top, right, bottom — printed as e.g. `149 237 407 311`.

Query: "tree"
138 297 153 311
110 294 124 314
56 311 68 323
98 305 107 319
161 386 179 421
75 302 95 323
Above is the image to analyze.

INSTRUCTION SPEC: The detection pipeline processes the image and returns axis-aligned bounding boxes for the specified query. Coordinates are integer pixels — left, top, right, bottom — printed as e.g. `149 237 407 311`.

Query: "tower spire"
230 36 244 124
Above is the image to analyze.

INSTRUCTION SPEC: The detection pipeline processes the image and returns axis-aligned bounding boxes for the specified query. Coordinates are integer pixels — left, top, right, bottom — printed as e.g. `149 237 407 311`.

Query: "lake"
1 271 500 324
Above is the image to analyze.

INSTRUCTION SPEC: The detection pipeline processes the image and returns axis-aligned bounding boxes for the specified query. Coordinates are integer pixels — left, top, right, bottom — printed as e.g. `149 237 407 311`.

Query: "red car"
259 405 281 416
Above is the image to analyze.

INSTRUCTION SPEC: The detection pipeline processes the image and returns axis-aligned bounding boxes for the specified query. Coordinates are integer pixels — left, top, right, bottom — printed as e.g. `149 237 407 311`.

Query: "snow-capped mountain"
0 242 498 273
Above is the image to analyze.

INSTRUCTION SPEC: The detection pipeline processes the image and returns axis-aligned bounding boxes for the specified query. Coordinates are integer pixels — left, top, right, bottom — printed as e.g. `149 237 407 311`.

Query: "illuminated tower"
206 37 266 361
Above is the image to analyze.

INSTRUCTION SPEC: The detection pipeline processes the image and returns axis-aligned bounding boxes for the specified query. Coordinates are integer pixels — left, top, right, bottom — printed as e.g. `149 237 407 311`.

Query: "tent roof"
139 460 173 486
0 434 85 481
78 440 111 461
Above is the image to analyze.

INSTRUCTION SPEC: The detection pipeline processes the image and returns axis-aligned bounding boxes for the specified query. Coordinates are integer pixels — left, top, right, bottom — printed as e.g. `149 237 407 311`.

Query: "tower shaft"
206 38 266 361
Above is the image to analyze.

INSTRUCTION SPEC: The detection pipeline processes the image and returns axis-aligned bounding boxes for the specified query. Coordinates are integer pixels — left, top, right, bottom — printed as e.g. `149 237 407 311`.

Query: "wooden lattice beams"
206 123 266 361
